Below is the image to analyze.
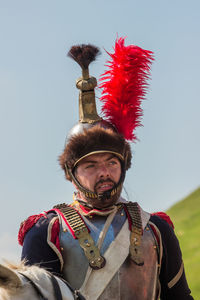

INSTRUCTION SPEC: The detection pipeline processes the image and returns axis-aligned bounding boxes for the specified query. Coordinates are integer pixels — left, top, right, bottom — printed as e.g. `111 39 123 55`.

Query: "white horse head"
0 262 76 300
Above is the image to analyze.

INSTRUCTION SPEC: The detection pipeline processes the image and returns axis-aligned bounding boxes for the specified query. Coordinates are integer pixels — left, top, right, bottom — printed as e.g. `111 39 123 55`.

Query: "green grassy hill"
167 187 200 299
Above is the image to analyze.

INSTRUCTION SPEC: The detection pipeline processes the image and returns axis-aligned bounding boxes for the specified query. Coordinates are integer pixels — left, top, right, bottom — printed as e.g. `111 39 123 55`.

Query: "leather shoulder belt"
124 202 144 265
53 204 105 270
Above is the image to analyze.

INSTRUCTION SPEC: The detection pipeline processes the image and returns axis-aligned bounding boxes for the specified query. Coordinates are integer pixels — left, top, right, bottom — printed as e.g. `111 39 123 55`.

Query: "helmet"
59 38 153 208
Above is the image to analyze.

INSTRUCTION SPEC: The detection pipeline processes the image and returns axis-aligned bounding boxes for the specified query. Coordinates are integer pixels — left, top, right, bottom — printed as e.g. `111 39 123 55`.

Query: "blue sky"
0 0 200 261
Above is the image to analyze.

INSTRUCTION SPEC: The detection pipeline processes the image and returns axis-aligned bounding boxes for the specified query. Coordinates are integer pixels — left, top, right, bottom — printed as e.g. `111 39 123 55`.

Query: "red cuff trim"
18 213 47 246
151 212 174 229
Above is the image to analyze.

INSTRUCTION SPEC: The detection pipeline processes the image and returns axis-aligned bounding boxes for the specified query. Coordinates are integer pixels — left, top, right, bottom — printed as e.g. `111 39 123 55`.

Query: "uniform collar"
70 194 127 216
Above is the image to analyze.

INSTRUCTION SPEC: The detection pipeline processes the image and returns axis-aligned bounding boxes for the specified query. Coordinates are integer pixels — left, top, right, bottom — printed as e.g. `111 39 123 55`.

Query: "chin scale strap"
64 160 125 204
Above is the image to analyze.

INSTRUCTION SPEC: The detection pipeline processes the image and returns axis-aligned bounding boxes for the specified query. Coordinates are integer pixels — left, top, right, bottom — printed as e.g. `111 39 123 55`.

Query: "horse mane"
3 260 29 272
0 261 75 300
0 261 52 300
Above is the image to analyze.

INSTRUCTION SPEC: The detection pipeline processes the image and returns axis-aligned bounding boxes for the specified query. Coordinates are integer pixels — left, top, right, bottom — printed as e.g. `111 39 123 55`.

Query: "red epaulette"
151 211 174 229
18 213 47 246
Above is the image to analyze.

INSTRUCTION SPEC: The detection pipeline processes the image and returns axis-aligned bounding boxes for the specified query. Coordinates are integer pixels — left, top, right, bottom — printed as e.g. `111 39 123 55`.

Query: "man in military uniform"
19 38 193 299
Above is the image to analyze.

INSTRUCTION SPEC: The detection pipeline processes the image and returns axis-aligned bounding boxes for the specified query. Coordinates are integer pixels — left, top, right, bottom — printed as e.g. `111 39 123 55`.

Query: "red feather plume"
99 37 154 141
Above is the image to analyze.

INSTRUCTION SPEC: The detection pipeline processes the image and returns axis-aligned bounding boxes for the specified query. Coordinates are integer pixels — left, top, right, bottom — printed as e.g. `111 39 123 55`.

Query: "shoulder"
18 210 57 246
149 212 179 257
20 210 63 274
149 212 176 244
150 211 174 229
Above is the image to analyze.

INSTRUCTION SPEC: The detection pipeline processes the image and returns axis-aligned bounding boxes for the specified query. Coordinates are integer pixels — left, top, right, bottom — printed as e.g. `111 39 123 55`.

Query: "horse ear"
0 264 22 289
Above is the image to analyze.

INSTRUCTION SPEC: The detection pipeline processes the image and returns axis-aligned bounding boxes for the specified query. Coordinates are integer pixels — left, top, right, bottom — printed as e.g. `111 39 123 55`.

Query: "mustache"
94 178 115 191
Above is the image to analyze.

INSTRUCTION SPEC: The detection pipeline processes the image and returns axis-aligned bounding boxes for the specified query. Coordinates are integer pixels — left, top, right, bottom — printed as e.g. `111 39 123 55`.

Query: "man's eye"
85 164 95 169
109 160 117 165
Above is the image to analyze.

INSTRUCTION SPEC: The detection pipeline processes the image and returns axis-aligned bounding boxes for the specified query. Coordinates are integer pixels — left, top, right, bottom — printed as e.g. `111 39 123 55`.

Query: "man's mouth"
95 180 114 193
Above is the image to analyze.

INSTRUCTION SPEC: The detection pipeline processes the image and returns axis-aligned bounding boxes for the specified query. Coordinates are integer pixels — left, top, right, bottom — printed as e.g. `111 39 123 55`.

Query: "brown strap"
19 272 48 300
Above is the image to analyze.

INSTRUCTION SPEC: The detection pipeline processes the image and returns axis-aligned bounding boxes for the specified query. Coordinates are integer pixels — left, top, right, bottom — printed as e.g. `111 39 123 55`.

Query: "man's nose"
98 164 110 178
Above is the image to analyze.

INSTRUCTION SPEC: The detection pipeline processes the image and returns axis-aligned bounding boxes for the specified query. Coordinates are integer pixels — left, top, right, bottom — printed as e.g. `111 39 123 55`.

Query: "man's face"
75 152 121 204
